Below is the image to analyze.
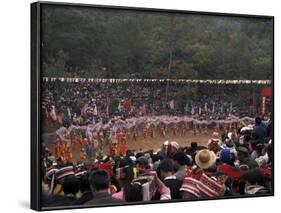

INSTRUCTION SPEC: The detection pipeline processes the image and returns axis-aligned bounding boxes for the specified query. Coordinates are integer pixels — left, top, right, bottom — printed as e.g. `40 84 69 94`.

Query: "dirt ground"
45 130 219 163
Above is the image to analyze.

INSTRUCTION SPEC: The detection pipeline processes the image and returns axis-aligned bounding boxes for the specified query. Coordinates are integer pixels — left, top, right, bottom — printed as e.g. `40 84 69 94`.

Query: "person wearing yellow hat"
195 149 217 170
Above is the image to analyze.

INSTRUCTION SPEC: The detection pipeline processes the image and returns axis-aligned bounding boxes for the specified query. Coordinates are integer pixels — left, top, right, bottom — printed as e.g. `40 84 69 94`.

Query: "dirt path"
45 130 218 163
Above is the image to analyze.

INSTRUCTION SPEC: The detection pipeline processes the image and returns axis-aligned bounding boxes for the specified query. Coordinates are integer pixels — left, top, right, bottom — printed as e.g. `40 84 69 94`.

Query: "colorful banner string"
42 77 271 85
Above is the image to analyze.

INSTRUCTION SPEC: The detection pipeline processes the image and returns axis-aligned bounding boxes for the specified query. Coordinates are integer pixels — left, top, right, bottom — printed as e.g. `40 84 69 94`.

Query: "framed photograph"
31 1 274 211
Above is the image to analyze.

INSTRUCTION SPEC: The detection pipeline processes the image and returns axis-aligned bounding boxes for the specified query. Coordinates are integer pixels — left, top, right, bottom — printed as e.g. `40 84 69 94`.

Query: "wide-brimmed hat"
195 149 216 169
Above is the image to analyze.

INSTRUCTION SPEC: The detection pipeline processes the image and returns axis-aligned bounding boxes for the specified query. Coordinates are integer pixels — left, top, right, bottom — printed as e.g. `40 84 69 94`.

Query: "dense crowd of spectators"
41 116 273 207
41 81 267 128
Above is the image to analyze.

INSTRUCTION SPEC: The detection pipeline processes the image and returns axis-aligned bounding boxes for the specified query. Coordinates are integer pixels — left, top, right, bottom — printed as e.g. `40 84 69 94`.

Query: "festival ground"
44 130 217 163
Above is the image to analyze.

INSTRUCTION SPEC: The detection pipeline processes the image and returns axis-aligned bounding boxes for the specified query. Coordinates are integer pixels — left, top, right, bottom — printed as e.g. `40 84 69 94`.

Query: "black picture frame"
31 1 274 211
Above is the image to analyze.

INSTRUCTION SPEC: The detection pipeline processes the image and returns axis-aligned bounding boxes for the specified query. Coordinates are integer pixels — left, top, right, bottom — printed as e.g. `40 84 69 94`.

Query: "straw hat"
195 149 216 169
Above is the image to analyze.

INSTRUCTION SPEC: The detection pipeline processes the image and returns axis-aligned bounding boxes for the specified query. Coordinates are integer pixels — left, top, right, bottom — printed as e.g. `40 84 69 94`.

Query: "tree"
41 5 273 80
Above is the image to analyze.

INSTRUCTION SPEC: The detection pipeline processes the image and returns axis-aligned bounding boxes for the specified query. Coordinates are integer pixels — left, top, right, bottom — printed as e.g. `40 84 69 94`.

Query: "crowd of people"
41 80 267 129
41 116 273 207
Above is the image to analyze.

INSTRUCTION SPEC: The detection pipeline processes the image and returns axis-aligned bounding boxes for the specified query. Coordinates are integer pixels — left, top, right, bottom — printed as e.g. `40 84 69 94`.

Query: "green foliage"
41 5 273 80
42 50 68 77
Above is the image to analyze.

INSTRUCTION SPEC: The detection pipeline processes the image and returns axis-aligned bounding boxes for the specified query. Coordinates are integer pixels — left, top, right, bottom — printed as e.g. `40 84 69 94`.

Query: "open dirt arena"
43 130 219 163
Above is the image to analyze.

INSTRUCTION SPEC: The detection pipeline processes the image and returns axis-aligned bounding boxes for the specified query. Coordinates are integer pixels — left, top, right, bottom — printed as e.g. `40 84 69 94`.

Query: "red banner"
261 87 272 97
